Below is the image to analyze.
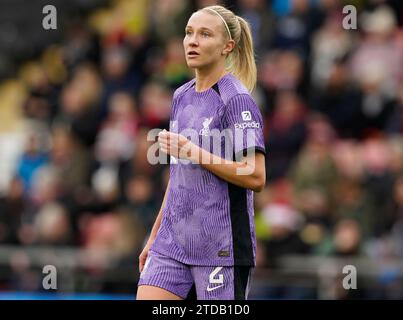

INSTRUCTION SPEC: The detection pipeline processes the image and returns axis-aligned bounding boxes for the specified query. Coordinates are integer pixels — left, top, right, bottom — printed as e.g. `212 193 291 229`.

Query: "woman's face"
183 11 230 70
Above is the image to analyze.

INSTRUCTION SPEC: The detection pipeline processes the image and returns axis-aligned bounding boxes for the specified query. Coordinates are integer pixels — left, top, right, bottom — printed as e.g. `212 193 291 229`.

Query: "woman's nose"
188 34 199 46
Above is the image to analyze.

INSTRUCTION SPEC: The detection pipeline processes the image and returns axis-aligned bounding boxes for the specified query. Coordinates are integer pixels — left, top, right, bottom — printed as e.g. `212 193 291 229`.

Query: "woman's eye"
185 30 210 37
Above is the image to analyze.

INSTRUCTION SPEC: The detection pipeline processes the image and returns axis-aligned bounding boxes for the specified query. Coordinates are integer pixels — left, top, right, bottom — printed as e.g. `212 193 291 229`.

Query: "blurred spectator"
316 218 364 257
34 202 73 246
56 65 102 147
91 164 120 205
310 11 353 90
331 140 364 181
266 90 307 180
138 82 172 128
360 137 395 236
0 177 25 244
149 0 190 44
310 60 362 138
16 129 50 195
20 62 56 123
258 50 304 112
386 81 403 134
391 175 403 259
237 0 275 54
124 174 159 230
289 113 338 197
118 126 165 208
351 6 402 97
295 188 332 248
79 210 146 270
95 91 139 164
355 65 397 136
260 201 309 268
388 136 403 174
17 166 62 246
271 0 324 58
99 45 141 120
49 126 90 193
62 21 100 70
30 166 61 208
257 180 309 268
159 37 192 88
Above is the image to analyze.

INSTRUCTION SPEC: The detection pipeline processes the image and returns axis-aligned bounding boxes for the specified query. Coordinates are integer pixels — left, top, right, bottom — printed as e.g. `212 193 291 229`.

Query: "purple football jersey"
150 73 266 266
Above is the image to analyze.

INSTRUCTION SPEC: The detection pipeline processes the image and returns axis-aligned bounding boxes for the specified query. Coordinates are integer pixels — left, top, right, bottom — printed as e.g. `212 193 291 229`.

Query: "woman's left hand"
158 130 199 162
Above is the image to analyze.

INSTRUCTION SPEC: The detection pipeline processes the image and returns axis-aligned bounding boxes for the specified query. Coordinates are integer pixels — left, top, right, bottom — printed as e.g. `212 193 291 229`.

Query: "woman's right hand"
138 241 152 273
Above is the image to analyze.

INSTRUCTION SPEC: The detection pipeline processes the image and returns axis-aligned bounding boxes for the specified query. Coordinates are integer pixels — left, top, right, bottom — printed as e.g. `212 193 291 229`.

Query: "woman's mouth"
187 51 200 58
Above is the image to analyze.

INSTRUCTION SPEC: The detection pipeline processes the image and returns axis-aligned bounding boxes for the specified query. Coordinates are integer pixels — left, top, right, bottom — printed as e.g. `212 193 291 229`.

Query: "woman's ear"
222 40 235 55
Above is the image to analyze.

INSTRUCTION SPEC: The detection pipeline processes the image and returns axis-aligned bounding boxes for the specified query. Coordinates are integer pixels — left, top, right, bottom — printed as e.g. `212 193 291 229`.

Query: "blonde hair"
200 5 257 92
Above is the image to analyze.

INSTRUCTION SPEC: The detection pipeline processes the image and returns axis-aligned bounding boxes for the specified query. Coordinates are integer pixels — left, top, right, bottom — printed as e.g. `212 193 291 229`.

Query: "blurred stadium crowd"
0 0 403 299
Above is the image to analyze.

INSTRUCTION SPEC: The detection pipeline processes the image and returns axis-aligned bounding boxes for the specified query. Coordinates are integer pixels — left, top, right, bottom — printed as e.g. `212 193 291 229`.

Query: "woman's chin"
186 61 201 68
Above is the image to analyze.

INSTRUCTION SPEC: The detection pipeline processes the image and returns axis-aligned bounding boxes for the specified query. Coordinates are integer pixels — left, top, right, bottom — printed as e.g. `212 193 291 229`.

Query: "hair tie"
205 8 232 40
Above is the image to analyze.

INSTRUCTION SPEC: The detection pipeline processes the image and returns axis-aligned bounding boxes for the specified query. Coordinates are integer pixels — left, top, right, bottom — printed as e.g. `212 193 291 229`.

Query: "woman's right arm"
139 179 170 272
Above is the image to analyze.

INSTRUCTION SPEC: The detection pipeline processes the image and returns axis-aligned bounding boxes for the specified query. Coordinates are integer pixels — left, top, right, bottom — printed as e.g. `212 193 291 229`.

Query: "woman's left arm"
158 130 266 192
197 147 266 192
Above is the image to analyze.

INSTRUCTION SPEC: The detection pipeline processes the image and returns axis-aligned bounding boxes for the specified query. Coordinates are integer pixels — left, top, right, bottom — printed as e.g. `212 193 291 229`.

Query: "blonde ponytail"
201 6 257 92
229 16 257 92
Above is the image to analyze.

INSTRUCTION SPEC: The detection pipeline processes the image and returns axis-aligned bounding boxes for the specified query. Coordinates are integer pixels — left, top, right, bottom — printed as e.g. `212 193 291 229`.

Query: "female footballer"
137 5 266 300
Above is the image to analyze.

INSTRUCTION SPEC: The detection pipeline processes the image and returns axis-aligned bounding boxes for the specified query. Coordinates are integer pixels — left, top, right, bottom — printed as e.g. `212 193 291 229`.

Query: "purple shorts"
137 249 252 300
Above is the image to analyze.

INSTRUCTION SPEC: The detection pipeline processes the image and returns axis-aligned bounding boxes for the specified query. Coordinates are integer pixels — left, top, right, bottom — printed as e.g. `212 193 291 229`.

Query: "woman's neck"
195 66 227 93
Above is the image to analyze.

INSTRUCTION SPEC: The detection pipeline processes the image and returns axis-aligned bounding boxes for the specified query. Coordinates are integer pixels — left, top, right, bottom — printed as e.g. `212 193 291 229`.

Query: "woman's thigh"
136 285 183 300
137 250 194 300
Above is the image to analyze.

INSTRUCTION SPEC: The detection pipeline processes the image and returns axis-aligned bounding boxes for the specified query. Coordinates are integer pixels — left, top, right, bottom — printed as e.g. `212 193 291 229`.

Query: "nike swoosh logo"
206 285 224 292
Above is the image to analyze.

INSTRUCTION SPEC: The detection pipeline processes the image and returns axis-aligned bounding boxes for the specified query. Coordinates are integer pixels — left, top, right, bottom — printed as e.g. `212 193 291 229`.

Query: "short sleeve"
223 94 266 161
